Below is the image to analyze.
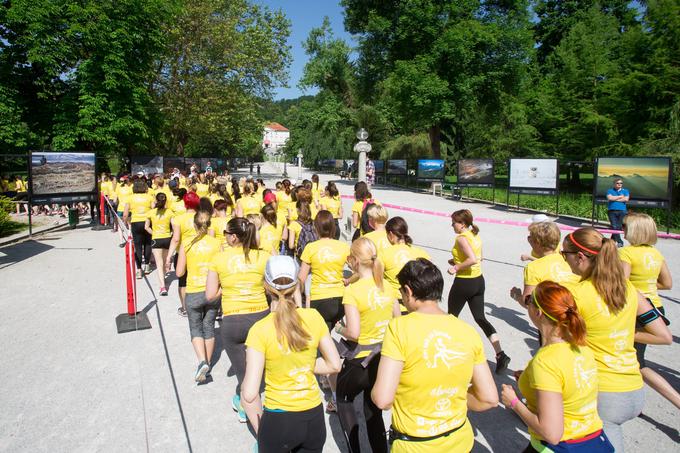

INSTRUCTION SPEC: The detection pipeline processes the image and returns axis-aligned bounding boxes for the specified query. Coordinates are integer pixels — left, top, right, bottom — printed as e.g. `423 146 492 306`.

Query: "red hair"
183 192 200 211
533 281 587 346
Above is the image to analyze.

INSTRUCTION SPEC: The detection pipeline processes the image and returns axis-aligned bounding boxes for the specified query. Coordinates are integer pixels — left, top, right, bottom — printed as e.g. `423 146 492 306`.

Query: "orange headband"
568 233 599 255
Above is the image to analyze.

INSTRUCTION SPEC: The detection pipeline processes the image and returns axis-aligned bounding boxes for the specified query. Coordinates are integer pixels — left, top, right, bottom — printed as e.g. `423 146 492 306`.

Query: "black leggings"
336 354 387 453
310 297 344 331
130 221 152 267
448 275 497 338
258 404 326 453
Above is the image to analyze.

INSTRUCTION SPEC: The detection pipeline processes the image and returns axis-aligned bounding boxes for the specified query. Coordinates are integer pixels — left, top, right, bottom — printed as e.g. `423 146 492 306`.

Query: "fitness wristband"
510 397 520 409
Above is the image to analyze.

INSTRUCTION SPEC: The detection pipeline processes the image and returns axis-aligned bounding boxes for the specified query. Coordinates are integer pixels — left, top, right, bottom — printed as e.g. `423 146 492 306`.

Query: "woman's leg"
222 311 269 392
364 354 387 453
336 359 370 453
448 277 469 317
152 248 166 288
186 293 207 362
202 299 219 366
466 277 501 354
597 389 644 453
130 222 145 267
142 230 152 267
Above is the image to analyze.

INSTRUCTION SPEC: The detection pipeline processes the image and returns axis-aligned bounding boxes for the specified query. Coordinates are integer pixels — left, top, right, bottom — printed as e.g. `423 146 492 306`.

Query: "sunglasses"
560 250 578 259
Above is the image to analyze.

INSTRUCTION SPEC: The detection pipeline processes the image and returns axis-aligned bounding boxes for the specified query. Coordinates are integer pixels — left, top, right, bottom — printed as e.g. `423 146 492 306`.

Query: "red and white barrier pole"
99 193 106 225
124 233 137 316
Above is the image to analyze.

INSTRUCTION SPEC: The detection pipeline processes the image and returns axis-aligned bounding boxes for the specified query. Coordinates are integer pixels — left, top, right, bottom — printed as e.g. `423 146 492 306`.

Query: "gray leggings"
221 310 269 393
597 388 644 453
186 292 220 340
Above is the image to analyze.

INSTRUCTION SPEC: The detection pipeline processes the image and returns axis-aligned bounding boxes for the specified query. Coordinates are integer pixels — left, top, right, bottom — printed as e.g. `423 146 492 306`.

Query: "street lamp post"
297 149 303 180
354 128 371 183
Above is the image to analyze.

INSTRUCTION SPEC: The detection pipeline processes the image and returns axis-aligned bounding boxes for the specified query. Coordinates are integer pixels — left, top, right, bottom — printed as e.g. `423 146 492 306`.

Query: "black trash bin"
68 208 78 229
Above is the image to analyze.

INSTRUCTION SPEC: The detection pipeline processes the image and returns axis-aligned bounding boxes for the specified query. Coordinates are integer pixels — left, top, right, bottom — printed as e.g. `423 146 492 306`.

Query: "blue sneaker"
232 394 247 423
194 361 209 383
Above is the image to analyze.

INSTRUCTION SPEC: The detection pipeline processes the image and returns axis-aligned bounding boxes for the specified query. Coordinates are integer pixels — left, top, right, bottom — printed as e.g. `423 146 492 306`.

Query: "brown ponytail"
265 281 312 351
534 281 587 346
386 216 413 245
225 217 260 263
565 228 627 313
451 209 479 235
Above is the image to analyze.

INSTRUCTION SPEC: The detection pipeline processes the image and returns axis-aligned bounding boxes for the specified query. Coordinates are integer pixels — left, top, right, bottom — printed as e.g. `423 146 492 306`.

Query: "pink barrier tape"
340 194 680 240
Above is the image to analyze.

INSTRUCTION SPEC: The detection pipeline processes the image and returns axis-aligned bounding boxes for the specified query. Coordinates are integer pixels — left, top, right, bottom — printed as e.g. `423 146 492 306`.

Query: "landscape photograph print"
417 159 445 180
458 159 495 186
131 156 163 176
30 152 96 195
387 159 407 175
595 157 671 201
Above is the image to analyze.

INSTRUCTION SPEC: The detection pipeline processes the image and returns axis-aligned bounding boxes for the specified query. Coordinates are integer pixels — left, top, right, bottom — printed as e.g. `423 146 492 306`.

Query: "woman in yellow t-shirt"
510 221 578 312
448 209 510 373
561 227 671 452
362 204 391 254
123 179 154 278
205 217 270 423
235 181 262 217
276 179 293 217
241 255 340 453
351 181 376 240
319 182 343 239
209 199 231 244
334 237 399 453
372 258 498 452
175 211 222 383
298 211 350 325
287 201 313 257
502 281 612 451
144 193 174 295
166 191 199 317
258 205 281 255
620 213 679 410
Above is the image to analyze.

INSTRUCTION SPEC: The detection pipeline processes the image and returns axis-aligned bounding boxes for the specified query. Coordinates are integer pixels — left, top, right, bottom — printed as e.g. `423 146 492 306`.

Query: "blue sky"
255 0 353 100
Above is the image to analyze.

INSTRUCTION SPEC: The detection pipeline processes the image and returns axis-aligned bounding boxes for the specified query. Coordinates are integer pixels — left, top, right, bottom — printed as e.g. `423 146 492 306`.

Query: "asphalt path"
0 161 678 452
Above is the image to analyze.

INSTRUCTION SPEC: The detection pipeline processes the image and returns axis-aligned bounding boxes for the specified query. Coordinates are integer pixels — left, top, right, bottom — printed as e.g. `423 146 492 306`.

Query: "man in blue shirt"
606 178 629 247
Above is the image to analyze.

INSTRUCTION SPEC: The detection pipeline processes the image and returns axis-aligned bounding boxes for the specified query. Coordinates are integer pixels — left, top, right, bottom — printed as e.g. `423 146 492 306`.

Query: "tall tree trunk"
429 124 441 158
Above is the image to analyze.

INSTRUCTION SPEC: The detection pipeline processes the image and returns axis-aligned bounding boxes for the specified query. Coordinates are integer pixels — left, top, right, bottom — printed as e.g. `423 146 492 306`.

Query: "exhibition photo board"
508 158 559 194
29 151 97 204
163 157 186 173
131 156 163 176
417 159 445 181
593 157 673 207
457 159 495 187
387 159 408 176
373 160 385 174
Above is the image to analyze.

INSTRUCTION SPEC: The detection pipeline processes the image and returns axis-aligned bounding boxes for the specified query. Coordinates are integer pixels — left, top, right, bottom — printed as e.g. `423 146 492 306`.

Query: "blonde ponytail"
350 237 384 292
186 211 212 252
266 282 312 351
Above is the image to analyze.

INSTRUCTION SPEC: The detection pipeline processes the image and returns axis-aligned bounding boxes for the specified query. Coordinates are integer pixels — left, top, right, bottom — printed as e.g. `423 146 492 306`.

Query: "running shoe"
143 263 152 274
194 361 210 383
119 242 126 248
159 287 168 296
136 269 143 279
177 307 187 317
495 351 511 374
232 394 247 423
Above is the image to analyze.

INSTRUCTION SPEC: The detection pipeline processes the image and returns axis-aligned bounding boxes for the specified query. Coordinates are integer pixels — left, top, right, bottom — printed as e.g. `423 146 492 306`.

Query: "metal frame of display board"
506 158 560 214
591 156 673 234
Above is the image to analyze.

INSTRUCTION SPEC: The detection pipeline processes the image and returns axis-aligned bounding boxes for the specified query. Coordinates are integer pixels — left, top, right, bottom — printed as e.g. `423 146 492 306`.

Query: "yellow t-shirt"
524 253 579 286
276 191 292 215
208 247 270 316
237 195 263 216
379 244 431 293
320 196 341 218
246 308 328 412
150 185 172 200
381 312 485 451
185 235 222 294
100 180 113 198
195 183 209 197
15 179 27 192
127 193 154 223
116 185 133 211
259 223 281 254
564 279 643 392
172 199 186 215
288 221 303 250
172 211 197 247
342 277 396 358
276 212 287 236
208 193 221 205
146 208 174 239
210 216 229 242
452 230 482 278
619 245 665 308
519 342 602 442
311 184 321 203
363 229 391 255
300 239 350 300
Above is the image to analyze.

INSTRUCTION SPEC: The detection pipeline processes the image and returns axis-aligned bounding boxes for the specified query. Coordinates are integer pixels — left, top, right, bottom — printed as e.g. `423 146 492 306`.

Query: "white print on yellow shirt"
643 253 660 271
394 249 411 266
550 263 573 281
282 366 312 399
416 416 465 437
317 246 341 263
367 287 391 310
573 356 597 390
423 332 468 369
603 329 637 372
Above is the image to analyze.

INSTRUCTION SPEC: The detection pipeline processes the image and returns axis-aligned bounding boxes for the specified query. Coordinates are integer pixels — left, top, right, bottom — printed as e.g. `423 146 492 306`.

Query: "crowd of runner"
100 167 676 453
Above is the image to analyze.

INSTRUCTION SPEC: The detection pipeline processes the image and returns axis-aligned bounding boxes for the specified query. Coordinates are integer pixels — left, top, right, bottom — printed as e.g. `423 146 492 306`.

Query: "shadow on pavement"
638 413 679 443
0 239 53 270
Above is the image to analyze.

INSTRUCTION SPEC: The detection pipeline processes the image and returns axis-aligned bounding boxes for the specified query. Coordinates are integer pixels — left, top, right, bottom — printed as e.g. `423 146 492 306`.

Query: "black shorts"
14 192 27 201
258 404 326 453
174 253 187 288
152 237 171 249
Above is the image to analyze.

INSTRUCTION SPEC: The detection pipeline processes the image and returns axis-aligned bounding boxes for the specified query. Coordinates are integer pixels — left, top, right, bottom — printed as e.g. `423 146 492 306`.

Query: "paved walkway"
1 162 678 452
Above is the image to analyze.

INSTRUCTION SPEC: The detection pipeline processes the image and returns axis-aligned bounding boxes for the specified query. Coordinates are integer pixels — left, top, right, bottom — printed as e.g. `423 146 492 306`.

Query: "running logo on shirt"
423 332 468 369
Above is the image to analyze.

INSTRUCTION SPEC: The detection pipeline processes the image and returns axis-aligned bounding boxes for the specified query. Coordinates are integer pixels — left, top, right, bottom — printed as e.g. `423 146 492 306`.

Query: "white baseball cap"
526 214 550 223
264 256 299 290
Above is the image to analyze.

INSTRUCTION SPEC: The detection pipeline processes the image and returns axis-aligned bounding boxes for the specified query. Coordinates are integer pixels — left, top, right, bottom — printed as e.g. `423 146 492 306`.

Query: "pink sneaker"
160 287 168 296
